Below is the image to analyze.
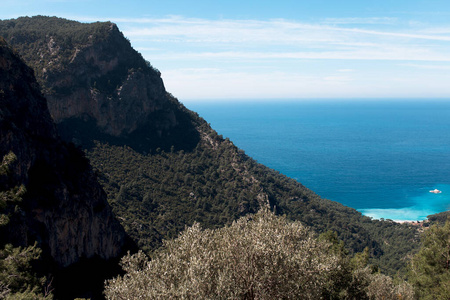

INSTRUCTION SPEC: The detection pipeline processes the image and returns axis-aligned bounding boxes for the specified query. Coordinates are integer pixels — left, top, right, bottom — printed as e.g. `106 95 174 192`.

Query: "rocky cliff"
0 16 194 149
0 37 126 270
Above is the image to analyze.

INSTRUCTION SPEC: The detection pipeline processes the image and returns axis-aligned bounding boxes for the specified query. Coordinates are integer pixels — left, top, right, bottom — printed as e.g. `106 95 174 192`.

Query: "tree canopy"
105 209 414 300
409 219 450 299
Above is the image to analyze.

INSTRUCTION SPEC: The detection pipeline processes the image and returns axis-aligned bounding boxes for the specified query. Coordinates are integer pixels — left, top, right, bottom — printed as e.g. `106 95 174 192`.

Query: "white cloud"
66 15 450 99
120 16 450 43
323 17 398 25
148 49 450 62
161 64 450 101
399 63 450 70
117 16 450 66
66 16 450 63
324 76 353 82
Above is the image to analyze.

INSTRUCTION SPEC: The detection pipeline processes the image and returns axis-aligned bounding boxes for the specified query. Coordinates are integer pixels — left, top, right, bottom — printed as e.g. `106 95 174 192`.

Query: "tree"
0 152 52 299
409 219 450 299
0 243 51 299
105 209 344 299
105 209 414 299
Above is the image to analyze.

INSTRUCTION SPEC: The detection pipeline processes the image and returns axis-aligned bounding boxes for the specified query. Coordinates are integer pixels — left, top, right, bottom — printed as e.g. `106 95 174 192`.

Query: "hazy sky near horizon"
3 0 450 101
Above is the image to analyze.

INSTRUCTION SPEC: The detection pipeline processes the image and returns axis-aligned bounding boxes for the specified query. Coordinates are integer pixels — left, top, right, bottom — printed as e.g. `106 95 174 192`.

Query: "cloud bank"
76 15 450 101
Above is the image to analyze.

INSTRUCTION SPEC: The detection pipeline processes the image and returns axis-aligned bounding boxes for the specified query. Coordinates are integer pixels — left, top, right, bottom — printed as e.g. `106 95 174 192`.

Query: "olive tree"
105 208 414 299
105 209 343 299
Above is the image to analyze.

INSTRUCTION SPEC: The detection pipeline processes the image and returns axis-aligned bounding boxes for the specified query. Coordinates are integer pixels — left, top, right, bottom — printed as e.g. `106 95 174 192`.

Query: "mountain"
0 37 128 298
0 16 419 276
0 16 199 152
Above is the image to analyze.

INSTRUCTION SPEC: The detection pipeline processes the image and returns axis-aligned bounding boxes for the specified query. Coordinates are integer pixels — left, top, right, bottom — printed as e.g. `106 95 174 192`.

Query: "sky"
2 0 450 102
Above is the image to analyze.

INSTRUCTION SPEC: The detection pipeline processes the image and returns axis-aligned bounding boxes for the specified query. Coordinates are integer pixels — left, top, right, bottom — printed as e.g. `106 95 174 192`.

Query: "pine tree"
409 220 450 299
0 152 52 299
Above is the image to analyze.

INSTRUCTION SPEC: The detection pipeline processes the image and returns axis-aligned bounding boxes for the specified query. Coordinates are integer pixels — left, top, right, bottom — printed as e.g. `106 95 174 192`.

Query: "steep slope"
0 16 419 275
0 16 199 152
0 37 127 298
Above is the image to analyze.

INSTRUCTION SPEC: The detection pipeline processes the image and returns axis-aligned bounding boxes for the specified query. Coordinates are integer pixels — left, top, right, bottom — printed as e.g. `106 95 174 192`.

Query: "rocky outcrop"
0 37 126 268
0 16 176 137
43 23 170 136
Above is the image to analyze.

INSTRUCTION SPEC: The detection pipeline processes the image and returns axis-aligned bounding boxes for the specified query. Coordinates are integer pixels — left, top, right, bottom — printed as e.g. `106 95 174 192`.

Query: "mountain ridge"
0 16 420 276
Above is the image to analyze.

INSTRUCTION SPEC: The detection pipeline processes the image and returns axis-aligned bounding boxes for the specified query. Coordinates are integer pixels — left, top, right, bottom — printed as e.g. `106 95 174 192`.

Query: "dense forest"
0 16 449 298
87 120 420 275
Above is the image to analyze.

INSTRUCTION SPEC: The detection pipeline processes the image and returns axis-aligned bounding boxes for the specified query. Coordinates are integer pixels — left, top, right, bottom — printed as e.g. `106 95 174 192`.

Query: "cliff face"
0 38 126 268
0 16 177 138
42 23 171 137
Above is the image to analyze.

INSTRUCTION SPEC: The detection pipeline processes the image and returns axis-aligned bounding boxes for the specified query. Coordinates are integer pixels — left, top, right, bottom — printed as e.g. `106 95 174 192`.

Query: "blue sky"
3 0 450 102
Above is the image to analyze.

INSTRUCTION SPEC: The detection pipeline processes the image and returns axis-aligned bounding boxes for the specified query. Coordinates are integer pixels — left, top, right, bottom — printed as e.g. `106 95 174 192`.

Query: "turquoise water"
187 100 450 221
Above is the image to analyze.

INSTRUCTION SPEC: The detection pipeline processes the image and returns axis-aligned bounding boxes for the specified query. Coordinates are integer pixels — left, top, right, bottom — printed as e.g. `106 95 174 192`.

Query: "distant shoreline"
393 220 428 227
190 101 450 221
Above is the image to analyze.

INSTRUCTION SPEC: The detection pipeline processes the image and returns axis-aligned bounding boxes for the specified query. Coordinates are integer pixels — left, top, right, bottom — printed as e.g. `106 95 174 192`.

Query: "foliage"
409 219 450 299
0 17 112 71
0 16 153 97
105 209 413 299
0 152 26 228
0 152 17 176
0 243 52 299
88 123 419 275
366 273 414 300
0 152 52 299
427 211 450 225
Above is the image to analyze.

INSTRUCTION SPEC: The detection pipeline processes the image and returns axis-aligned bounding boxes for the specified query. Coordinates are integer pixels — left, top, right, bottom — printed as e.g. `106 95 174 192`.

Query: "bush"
105 209 344 299
105 209 414 299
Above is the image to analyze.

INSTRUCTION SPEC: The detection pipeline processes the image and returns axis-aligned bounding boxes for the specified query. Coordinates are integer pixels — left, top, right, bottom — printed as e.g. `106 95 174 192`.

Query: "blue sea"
187 100 450 221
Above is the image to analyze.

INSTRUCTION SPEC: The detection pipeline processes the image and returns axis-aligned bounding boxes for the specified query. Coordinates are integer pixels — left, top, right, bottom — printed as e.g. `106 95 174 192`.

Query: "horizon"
189 100 450 221
2 1 450 102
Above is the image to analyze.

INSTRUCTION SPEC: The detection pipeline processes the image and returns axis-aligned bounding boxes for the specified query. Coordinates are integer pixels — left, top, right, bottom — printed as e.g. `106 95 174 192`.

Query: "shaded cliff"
0 16 199 152
0 16 419 276
0 37 128 298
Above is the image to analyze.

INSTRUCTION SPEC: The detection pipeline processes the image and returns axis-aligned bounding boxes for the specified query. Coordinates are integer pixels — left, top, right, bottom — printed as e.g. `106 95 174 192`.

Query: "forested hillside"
0 16 421 276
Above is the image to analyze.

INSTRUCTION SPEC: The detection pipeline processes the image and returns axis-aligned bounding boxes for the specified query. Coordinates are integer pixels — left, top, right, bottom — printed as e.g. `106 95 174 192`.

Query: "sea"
187 100 450 221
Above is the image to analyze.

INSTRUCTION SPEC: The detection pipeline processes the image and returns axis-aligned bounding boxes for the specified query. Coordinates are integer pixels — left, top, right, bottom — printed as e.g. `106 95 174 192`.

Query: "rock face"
0 37 126 268
43 23 170 136
0 16 176 137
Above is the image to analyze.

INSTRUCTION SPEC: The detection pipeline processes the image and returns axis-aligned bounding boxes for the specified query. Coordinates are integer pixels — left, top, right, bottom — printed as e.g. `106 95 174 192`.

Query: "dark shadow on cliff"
22 142 140 299
57 104 201 154
50 236 138 300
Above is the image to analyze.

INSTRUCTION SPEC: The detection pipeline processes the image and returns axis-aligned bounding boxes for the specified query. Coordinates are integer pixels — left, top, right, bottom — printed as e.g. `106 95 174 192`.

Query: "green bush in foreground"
105 209 413 299
409 220 450 300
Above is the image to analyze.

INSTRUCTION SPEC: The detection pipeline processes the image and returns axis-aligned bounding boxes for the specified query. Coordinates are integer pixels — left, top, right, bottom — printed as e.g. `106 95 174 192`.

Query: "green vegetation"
105 209 414 299
0 243 51 299
408 219 450 299
0 16 110 81
0 152 51 299
0 16 158 97
87 115 419 275
427 210 450 225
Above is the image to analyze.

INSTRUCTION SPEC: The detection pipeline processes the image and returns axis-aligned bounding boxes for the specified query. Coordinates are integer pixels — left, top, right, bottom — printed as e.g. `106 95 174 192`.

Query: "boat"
429 189 442 194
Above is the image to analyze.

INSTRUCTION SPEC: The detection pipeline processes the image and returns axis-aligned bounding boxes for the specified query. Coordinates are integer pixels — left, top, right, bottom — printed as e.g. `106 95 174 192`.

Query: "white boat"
429 189 442 194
